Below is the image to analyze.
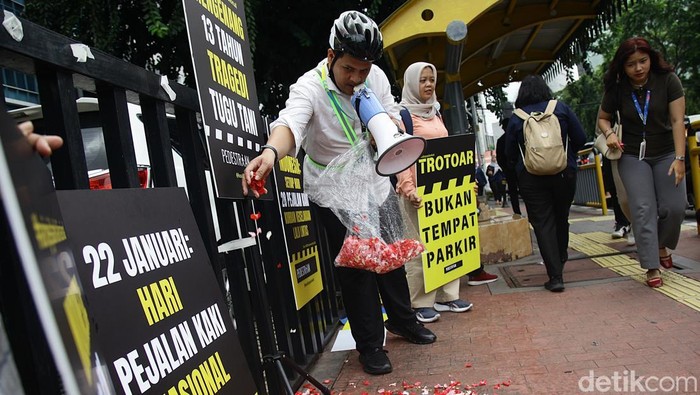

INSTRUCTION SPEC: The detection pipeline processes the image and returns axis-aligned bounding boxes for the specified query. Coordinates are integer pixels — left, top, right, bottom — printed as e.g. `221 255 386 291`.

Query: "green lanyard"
315 66 358 144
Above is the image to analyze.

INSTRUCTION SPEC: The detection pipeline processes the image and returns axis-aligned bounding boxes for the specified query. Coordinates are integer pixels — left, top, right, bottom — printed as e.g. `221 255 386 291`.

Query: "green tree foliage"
556 64 604 141
24 0 191 83
23 0 405 116
593 0 700 113
557 0 700 137
484 85 509 120
246 0 405 115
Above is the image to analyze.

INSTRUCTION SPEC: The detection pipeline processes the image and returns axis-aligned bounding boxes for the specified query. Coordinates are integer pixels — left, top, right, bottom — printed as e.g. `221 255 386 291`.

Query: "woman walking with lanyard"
597 37 687 288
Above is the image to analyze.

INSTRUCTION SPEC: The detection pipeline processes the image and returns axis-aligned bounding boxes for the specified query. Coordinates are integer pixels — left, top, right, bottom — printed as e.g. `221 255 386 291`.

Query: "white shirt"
270 59 400 205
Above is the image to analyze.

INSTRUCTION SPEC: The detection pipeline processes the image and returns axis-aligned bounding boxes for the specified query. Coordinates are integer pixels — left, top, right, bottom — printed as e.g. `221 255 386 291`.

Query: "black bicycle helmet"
329 11 383 62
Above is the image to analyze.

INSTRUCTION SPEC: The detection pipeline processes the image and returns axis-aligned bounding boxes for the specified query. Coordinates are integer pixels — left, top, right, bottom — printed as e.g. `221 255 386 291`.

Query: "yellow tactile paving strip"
681 223 696 231
573 231 624 246
570 232 700 312
488 210 698 308
571 214 695 231
570 215 615 223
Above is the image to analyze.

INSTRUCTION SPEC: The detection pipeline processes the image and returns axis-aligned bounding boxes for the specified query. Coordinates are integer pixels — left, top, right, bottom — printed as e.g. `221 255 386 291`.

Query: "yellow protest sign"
415 135 481 293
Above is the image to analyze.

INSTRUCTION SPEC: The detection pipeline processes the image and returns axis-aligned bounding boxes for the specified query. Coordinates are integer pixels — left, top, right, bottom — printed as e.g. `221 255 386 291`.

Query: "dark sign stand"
264 350 330 395
224 200 330 395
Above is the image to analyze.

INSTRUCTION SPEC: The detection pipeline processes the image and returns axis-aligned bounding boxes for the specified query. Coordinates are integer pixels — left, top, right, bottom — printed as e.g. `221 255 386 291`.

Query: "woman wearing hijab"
395 62 484 322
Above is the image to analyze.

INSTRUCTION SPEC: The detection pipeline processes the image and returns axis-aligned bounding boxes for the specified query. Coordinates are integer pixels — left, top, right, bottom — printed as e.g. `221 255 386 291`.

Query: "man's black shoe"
384 320 436 344
358 348 392 375
544 278 565 292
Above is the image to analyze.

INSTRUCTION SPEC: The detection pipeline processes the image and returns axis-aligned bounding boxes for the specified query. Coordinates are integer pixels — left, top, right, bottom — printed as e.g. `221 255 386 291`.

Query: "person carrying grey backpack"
505 75 586 292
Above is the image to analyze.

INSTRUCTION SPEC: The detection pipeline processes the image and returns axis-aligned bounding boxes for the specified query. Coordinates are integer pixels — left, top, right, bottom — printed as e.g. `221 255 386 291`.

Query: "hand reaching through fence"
18 121 63 157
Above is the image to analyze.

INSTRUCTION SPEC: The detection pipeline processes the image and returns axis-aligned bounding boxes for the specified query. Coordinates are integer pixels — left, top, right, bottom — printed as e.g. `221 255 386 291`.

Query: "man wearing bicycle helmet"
243 10 436 375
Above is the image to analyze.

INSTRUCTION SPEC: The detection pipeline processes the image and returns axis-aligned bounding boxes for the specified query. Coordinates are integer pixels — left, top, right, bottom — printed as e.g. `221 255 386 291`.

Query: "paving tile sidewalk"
304 206 700 394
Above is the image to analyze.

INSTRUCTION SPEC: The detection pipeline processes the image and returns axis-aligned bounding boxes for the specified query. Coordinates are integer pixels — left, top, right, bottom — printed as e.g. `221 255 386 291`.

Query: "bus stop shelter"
380 0 631 97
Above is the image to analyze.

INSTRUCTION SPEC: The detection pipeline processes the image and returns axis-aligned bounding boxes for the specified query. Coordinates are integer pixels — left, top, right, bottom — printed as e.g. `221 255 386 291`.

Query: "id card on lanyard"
631 89 650 160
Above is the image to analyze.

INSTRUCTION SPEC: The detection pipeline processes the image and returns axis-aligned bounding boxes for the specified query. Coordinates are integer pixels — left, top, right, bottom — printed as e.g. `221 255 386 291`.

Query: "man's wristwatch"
261 144 279 163
674 155 685 161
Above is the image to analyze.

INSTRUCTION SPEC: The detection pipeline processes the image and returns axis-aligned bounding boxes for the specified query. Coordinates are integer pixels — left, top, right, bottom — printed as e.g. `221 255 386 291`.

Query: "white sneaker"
627 230 635 246
434 299 473 313
415 308 440 323
611 225 627 239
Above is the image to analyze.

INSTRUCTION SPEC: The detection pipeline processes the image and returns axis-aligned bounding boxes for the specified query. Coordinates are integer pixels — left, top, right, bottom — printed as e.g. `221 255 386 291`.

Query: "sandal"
646 270 663 288
659 254 673 269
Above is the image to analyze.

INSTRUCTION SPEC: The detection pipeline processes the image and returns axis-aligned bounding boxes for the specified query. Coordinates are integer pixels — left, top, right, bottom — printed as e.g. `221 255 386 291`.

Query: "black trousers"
490 179 505 202
517 169 577 280
311 202 415 354
504 168 522 214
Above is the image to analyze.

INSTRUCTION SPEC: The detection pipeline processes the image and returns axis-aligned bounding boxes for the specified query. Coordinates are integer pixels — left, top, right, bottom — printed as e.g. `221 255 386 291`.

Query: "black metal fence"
0 16 341 394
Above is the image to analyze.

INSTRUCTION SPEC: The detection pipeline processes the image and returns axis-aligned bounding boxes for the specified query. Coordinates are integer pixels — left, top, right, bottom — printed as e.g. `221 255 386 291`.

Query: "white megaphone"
352 86 426 176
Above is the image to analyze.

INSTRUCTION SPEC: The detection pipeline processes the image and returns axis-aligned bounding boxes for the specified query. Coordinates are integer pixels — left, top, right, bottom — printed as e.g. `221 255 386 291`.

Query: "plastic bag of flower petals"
306 136 423 273
336 235 424 274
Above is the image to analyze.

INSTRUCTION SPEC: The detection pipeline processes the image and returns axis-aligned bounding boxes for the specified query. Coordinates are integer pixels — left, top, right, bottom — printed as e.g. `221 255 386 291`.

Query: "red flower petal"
250 172 267 196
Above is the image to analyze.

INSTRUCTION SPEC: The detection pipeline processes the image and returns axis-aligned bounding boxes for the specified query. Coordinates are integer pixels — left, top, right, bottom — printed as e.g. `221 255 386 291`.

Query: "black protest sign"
415 134 476 190
0 107 104 394
272 155 323 309
182 0 268 199
57 188 257 395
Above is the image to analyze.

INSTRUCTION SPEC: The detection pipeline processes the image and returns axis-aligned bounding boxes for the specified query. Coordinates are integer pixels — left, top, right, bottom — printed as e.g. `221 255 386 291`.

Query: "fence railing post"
594 152 608 215
688 135 700 234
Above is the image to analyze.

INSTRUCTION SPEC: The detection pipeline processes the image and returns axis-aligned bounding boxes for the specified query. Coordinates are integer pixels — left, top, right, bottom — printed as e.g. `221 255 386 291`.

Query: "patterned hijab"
400 62 439 119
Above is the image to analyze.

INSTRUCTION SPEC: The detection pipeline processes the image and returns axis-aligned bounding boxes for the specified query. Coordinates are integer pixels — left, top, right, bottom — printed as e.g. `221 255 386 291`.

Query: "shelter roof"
380 0 631 97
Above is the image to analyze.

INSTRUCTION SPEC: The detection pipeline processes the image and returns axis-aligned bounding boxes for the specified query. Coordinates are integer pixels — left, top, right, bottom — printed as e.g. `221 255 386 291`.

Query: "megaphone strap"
315 67 358 144
306 155 327 169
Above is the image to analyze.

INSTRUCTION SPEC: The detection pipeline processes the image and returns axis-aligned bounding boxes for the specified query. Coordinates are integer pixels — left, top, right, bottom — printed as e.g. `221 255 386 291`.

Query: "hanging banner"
272 155 323 309
415 134 481 293
57 188 258 395
182 0 268 200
